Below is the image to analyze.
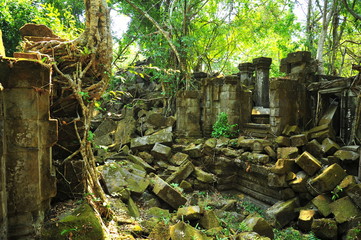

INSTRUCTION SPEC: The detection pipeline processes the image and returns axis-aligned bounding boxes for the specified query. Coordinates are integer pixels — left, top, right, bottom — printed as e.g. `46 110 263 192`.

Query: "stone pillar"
253 57 272 108
0 59 57 239
0 87 7 240
220 76 242 127
176 90 202 137
238 62 254 86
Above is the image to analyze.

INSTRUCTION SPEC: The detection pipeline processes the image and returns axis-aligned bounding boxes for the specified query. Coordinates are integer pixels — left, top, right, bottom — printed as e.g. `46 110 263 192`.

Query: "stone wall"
0 58 57 239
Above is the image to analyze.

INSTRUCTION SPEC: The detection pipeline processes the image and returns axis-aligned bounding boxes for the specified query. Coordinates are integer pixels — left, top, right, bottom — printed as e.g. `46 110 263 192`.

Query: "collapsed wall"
0 57 57 239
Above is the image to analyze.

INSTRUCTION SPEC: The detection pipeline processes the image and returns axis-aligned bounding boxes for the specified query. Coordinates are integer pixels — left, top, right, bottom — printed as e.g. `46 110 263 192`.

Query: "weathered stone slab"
176 206 202 220
334 149 359 161
307 163 347 195
169 221 211 240
146 112 166 127
194 167 217 183
298 209 315 232
330 196 359 224
311 194 332 217
238 139 272 149
151 174 187 209
151 143 171 160
264 146 276 159
322 138 340 156
311 218 338 240
130 127 173 150
199 210 220 229
295 151 322 176
265 198 299 228
290 134 308 147
169 152 189 166
346 183 361 209
275 136 290 147
277 147 299 159
241 214 274 239
166 160 194 184
251 153 270 164
304 139 324 158
270 159 297 175
99 161 149 194
203 138 217 155
127 154 155 172
289 171 309 193
184 143 203 158
282 125 301 136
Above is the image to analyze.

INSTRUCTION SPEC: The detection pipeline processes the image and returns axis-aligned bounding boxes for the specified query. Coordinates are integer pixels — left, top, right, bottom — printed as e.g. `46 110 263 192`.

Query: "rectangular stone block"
295 151 322 176
330 196 359 224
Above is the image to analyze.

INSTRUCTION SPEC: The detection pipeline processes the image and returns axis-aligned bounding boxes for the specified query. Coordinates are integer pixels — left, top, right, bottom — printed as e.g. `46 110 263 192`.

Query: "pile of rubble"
88 104 361 239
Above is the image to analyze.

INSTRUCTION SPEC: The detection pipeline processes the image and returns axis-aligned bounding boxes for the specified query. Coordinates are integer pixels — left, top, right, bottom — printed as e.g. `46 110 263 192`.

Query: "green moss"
41 203 104 240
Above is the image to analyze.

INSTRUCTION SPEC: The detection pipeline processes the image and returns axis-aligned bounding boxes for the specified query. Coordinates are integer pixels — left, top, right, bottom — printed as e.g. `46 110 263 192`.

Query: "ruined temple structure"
176 51 361 146
0 57 58 239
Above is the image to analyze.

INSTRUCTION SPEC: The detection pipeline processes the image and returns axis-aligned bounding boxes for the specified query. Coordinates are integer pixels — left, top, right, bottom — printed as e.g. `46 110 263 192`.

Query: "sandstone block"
151 174 187 209
203 138 217 155
275 136 290 147
282 125 301 136
322 138 340 156
346 183 361 209
265 198 299 228
295 151 322 176
177 206 202 220
270 159 297 175
169 221 211 240
330 196 359 224
311 194 332 217
290 134 308 147
268 173 288 187
289 171 309 193
241 214 274 239
307 163 347 195
194 167 217 183
151 143 171 160
277 147 299 159
169 152 189 166
199 210 220 229
334 149 360 161
184 143 203 158
166 160 194 184
298 209 315 232
311 218 338 240
304 139 324 158
127 154 155 172
251 153 270 164
130 128 173 150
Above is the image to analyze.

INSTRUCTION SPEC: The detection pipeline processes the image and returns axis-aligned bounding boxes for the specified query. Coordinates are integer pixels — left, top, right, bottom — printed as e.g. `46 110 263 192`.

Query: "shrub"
211 112 238 138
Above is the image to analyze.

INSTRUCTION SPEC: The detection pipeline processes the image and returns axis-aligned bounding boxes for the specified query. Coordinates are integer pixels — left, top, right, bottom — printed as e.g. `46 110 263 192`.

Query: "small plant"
211 112 238 138
238 221 251 232
170 183 183 192
87 130 95 142
331 185 343 201
60 227 78 236
239 201 264 216
79 91 90 102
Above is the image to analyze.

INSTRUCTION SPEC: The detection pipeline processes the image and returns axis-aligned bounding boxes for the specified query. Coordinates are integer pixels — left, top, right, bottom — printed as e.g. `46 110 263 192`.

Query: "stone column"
0 59 57 239
0 86 7 240
253 57 272 108
238 62 254 86
176 90 202 137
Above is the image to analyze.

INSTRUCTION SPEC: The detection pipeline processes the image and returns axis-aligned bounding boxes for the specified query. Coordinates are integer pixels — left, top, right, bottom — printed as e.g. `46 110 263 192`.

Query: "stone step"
242 123 274 138
251 114 270 124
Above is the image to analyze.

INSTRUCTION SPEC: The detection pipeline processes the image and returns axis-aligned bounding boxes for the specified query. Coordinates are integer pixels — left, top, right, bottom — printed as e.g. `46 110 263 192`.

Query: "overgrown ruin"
1 24 361 239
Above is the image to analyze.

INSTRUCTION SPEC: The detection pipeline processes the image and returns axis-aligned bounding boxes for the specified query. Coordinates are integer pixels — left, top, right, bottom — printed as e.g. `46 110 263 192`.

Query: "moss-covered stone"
176 206 202 221
41 203 104 240
169 221 211 240
311 218 338 240
330 196 360 224
311 194 331 217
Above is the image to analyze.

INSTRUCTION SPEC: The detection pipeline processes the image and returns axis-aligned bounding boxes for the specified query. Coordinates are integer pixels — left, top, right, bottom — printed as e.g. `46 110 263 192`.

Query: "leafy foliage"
211 112 238 138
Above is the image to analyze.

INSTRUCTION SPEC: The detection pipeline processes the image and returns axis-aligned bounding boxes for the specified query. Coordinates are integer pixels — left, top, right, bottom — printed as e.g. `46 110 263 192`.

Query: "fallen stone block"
251 153 270 164
151 174 187 209
130 127 173 150
176 206 202 220
322 138 340 156
169 152 189 166
311 194 332 217
184 143 203 158
311 218 338 240
334 149 360 161
241 214 274 239
179 180 193 192
275 136 290 147
298 209 316 232
166 160 194 184
146 112 166 128
151 143 171 160
203 138 217 155
289 171 309 193
282 125 301 136
127 197 140 218
265 198 299 228
346 183 361 209
127 154 155 172
295 151 322 176
238 139 272 150
304 139 324 158
199 210 220 229
290 134 308 147
99 161 149 194
307 163 347 195
330 196 360 224
264 146 276 159
270 159 298 175
169 221 211 240
236 232 271 240
194 167 217 183
277 147 299 159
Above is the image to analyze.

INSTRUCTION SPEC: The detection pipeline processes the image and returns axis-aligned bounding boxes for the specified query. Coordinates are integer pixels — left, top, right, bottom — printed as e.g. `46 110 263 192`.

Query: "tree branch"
342 0 361 20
